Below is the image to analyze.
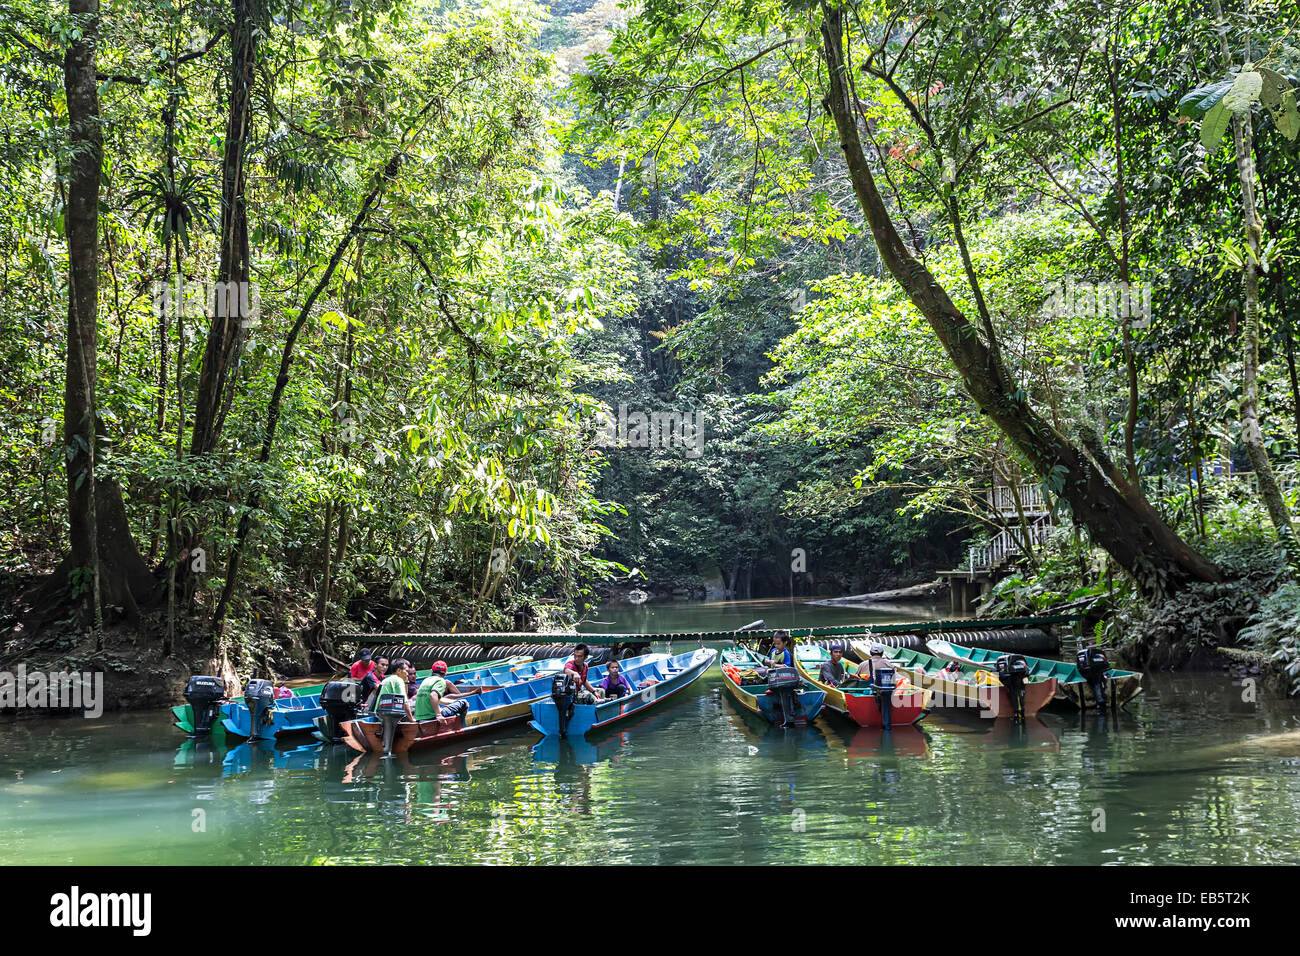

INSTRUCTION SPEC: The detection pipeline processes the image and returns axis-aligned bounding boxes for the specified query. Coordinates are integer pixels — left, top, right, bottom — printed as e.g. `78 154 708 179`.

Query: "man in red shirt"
349 648 375 681
564 643 600 702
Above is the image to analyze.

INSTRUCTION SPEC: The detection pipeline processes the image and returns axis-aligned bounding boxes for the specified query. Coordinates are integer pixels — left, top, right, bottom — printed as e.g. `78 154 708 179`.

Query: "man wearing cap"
350 648 375 680
358 656 387 710
414 661 469 722
818 647 848 687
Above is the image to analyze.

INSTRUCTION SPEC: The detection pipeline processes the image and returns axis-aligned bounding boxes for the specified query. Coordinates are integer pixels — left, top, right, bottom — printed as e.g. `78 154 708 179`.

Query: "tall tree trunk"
1214 0 1300 578
190 0 256 459
311 301 356 647
1108 40 1140 485
819 4 1220 598
63 0 103 625
39 0 158 631
210 152 406 645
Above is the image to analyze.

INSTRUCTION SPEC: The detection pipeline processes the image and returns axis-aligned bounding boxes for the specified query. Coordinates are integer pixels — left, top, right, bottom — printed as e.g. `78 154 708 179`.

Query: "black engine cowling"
995 654 1030 721
183 676 227 735
551 671 576 737
319 681 360 742
765 666 801 691
1076 647 1110 708
1076 647 1109 680
243 678 275 739
995 654 1029 685
871 666 898 694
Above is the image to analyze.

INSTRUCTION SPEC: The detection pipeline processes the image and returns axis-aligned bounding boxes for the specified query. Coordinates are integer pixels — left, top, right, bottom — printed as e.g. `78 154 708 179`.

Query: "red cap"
431 661 448 674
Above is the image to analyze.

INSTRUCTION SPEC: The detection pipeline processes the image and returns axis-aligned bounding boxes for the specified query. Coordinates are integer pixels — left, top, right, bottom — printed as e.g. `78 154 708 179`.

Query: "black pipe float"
363 642 641 666
799 628 1056 660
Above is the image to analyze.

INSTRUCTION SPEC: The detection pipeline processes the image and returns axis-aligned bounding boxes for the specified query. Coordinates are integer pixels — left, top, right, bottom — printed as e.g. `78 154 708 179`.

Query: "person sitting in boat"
349 648 375 681
359 656 387 710
565 643 601 704
940 660 963 681
763 632 794 669
595 659 658 700
369 659 415 756
846 647 889 687
859 645 888 678
819 647 848 687
596 659 634 699
414 661 469 721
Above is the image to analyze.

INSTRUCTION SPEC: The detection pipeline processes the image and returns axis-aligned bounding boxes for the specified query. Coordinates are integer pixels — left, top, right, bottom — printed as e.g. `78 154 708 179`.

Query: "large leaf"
1222 70 1263 112
1257 67 1290 109
1179 79 1232 118
1258 67 1300 140
1201 100 1231 149
1278 90 1300 140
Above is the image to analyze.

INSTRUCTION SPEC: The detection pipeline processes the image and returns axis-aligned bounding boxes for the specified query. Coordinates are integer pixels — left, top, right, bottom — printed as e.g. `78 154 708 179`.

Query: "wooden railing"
987 483 1048 516
968 515 1052 574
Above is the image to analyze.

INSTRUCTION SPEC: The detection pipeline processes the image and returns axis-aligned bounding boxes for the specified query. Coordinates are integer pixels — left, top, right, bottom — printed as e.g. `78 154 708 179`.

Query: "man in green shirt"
414 661 469 721
367 658 415 755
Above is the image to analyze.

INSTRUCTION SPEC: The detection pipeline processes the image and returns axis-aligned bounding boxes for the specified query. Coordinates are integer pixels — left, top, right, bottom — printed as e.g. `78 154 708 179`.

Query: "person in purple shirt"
596 659 635 699
595 658 659 700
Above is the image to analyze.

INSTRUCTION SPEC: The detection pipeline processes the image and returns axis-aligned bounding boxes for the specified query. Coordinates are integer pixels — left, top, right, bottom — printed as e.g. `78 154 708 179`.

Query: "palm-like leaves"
122 163 219 251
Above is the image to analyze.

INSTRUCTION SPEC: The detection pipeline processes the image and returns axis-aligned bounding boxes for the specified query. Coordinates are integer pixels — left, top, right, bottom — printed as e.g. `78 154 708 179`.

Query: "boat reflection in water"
174 736 326 776
926 710 1063 752
820 721 932 759
531 694 705 769
719 689 831 759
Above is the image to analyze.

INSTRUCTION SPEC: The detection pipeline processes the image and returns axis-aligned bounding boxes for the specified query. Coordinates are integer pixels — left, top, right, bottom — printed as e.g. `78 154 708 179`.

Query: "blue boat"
221 690 325 740
455 655 569 686
339 665 578 754
528 648 717 738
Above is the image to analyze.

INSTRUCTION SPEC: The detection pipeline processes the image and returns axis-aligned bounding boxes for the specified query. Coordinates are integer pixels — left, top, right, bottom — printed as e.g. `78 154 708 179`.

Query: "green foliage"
1239 583 1300 694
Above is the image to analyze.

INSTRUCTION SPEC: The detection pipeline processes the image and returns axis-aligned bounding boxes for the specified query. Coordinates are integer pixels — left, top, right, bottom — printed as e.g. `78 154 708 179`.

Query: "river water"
2 598 1298 865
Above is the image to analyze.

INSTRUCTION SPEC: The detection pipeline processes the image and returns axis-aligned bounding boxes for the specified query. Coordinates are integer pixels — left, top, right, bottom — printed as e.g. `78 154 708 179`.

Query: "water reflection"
3 671 1300 864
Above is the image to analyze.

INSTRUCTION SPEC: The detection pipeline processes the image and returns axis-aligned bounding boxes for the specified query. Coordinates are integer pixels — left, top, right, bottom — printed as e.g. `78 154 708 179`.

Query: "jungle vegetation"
2 0 1299 694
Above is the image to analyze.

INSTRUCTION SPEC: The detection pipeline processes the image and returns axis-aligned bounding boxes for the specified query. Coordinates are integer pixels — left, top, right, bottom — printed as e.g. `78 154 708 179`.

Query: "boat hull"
793 645 929 728
171 655 536 737
337 652 658 752
853 641 1056 719
719 649 826 725
924 639 1142 710
529 648 716 737
339 710 524 754
221 695 324 739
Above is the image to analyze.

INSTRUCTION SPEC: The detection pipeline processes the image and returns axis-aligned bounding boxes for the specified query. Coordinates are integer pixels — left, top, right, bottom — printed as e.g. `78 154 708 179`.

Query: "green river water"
2 598 1299 865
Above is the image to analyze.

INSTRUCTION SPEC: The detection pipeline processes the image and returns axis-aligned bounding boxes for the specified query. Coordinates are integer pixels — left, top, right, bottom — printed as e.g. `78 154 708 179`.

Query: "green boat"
925 639 1141 710
852 640 1059 719
171 654 533 735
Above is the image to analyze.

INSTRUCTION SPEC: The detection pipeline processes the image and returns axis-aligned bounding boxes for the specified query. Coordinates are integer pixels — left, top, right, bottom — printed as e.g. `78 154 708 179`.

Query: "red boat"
795 644 931 728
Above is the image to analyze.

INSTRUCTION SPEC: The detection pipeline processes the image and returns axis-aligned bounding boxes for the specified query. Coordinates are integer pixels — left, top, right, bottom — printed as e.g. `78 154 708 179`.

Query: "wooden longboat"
925 639 1142 709
851 641 1057 719
718 646 826 725
794 643 929 727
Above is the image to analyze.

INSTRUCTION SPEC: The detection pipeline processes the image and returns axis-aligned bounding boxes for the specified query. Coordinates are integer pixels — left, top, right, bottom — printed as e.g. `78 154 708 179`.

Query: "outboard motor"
871 665 897 730
765 666 803 727
243 678 275 740
995 654 1030 722
551 671 576 737
183 676 227 736
1076 647 1110 709
319 681 360 742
